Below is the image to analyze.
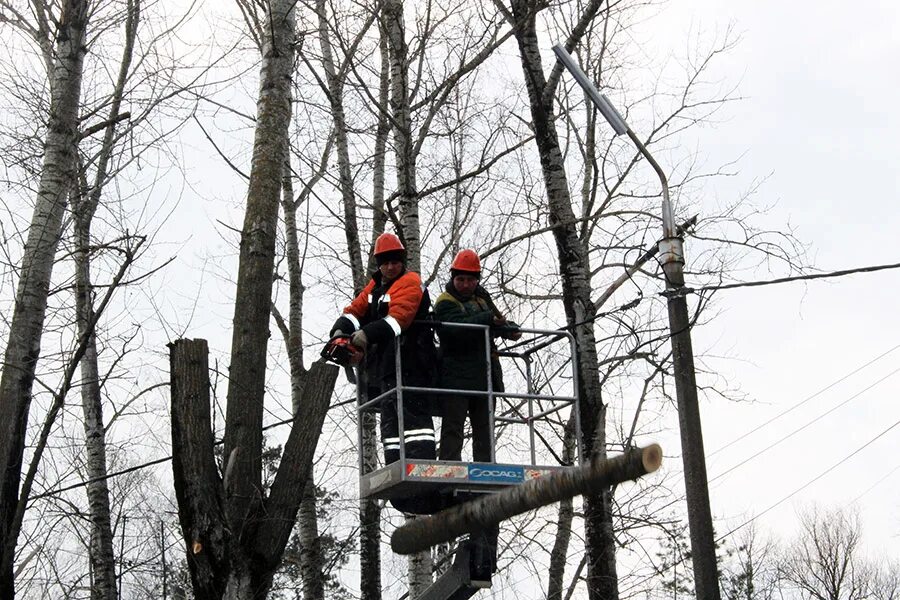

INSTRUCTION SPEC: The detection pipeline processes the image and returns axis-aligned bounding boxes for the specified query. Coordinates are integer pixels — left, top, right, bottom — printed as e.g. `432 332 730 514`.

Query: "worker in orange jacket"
330 233 436 465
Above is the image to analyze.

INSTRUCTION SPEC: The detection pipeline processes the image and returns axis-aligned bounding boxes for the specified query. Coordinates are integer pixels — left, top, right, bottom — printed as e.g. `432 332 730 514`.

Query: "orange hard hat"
451 249 481 273
373 232 405 255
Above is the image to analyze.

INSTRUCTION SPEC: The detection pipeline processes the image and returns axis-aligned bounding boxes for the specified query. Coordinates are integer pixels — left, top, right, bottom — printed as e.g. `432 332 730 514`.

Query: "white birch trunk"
366 18 392 276
509 1 618 598
317 0 366 291
0 1 89 594
359 19 392 600
74 217 118 600
75 4 139 597
384 0 420 272
407 514 434 599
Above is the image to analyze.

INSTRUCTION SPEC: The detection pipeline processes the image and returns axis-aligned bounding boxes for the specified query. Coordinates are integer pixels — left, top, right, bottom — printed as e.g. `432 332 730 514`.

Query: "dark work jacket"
433 283 504 392
331 269 436 388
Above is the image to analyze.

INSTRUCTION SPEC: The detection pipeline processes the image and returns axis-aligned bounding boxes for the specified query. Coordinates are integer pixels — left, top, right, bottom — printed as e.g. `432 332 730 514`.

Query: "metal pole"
395 339 406 464
553 43 721 600
525 355 537 466
485 326 496 463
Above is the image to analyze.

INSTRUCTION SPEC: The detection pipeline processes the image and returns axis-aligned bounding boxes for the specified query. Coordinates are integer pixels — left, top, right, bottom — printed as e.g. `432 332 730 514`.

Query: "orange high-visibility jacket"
336 270 424 346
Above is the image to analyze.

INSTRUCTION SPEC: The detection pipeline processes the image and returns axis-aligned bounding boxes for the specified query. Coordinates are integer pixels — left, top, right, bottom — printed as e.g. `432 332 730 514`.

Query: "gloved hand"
350 329 368 350
330 329 346 339
498 320 522 341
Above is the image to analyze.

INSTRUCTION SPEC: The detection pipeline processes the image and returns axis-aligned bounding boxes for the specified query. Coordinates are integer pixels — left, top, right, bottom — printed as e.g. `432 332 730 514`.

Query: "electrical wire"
709 365 900 484
666 261 900 298
714 416 900 543
849 462 900 504
709 343 900 457
620 416 900 596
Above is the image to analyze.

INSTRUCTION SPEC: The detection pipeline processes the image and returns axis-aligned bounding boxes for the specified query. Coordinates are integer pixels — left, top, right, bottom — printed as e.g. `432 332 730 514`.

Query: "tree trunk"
383 2 430 593
169 339 232 597
359 410 382 600
0 0 89 594
74 219 119 600
170 339 338 600
281 156 328 600
383 0 420 272
298 477 324 600
366 17 393 276
171 3 340 598
391 445 662 555
547 419 577 600
360 23 391 599
509 2 619 598
407 516 434 599
222 0 296 533
317 0 366 292
74 4 140 597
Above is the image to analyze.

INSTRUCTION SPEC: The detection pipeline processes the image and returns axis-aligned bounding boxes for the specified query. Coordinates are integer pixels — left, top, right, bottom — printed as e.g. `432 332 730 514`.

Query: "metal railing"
356 321 582 474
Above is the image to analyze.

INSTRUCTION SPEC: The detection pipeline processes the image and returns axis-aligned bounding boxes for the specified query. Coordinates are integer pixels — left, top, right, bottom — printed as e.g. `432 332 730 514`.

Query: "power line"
646 344 900 497
708 365 900 484
714 416 900 544
667 261 900 298
849 462 900 504
621 416 900 596
709 343 900 457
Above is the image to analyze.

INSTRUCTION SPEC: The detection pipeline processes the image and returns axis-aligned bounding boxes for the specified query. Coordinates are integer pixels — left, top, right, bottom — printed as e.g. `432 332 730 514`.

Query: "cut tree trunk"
170 339 338 599
391 445 662 555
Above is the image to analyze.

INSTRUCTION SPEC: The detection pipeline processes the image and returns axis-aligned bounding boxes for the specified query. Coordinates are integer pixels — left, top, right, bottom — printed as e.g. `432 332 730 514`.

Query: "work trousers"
375 382 435 465
439 392 492 462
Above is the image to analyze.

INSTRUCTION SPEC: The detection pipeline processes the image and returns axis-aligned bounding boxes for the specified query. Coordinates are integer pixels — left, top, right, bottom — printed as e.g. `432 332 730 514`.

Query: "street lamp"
552 43 722 600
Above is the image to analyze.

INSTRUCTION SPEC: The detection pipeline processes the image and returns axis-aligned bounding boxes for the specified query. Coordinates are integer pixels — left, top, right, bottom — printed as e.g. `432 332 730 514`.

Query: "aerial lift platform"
355 323 583 599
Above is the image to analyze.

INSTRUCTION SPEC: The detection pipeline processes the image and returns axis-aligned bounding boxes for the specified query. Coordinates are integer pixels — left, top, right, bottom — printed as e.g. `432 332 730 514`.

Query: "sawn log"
391 444 662 555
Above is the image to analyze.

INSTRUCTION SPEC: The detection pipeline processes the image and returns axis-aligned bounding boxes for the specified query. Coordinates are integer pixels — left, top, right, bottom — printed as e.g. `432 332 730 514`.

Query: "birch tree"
0 0 90 595
504 1 622 596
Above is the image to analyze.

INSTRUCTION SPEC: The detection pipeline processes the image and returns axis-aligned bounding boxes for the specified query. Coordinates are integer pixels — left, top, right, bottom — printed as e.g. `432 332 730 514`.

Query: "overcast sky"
636 0 900 556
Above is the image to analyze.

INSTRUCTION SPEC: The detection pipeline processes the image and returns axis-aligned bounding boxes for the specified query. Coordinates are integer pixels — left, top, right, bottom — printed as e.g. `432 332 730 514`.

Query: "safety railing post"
395 338 406 465
525 355 536 466
485 326 495 463
357 365 365 474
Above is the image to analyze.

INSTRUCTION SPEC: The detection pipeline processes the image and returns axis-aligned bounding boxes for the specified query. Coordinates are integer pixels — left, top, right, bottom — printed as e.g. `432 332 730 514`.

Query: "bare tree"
721 523 780 600
871 560 900 600
169 1 339 597
0 0 90 595
779 506 870 600
505 1 621 597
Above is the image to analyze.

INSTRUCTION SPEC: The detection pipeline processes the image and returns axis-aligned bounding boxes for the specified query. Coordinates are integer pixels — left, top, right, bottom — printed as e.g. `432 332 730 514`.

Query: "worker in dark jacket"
434 249 521 462
330 232 436 465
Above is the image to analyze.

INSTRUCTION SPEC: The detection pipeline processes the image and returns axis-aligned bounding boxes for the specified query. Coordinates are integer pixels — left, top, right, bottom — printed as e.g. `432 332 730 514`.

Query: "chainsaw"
321 334 363 384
